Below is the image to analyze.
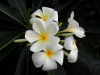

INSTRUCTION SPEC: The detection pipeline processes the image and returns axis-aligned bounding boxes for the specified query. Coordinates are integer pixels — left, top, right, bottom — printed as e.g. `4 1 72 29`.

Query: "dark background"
0 0 100 75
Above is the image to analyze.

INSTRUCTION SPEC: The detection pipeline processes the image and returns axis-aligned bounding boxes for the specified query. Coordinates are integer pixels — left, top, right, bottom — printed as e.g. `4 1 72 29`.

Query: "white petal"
25 30 39 43
70 11 74 19
51 11 58 22
55 44 63 51
54 50 64 65
42 7 54 15
51 44 63 52
64 36 75 50
68 19 79 28
42 59 57 71
68 11 79 28
46 11 58 22
31 9 43 18
32 18 46 34
46 36 60 51
68 49 78 63
30 41 46 52
30 18 34 25
42 7 58 22
46 20 59 36
32 52 45 68
74 27 85 38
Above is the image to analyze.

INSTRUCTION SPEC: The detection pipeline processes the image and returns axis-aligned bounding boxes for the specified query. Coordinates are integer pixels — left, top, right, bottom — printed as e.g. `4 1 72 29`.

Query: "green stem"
57 31 63 34
26 42 35 46
60 40 64 43
56 33 73 37
64 51 69 56
58 22 63 27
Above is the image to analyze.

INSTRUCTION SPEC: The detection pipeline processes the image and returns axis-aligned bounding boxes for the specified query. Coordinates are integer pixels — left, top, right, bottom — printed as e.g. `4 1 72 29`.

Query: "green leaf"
79 51 100 75
47 65 67 75
32 0 42 12
78 43 100 75
8 0 27 19
0 42 18 61
53 0 75 12
26 9 31 28
14 46 46 75
0 31 23 51
8 0 26 14
0 3 29 29
14 46 28 75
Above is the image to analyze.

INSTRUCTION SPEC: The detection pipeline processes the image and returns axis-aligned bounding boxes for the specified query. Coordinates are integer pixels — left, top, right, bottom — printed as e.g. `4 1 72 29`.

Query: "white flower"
63 11 85 38
32 44 64 71
25 18 59 52
64 36 78 63
30 7 58 24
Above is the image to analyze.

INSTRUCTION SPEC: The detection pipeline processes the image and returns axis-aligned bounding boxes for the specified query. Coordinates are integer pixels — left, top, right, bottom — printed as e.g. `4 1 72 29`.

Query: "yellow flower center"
45 49 55 58
42 14 49 21
40 33 48 42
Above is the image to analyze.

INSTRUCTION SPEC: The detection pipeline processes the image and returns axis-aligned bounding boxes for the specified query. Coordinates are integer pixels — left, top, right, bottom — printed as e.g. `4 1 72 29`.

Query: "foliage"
0 0 100 75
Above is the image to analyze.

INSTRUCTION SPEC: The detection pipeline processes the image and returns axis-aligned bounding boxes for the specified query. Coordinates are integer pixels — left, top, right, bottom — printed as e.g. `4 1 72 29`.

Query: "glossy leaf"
8 0 27 22
15 46 47 75
79 51 100 75
0 43 18 61
53 0 75 12
32 0 42 12
0 31 23 51
47 65 67 75
0 3 29 29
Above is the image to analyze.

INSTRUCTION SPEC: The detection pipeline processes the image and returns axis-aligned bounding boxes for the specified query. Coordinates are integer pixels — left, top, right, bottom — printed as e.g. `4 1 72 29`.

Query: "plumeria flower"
62 11 85 38
64 36 78 63
25 18 59 52
30 7 58 24
32 44 64 71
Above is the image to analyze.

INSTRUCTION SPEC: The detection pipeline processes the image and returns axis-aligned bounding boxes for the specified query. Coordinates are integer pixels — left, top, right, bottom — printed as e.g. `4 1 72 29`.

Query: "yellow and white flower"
63 11 85 38
30 7 58 24
32 44 64 71
25 18 59 52
64 36 78 63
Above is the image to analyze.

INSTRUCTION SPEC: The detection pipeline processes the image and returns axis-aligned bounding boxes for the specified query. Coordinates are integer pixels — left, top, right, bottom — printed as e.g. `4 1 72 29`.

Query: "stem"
56 33 73 37
57 31 63 34
60 40 64 43
58 22 63 27
26 42 35 46
64 51 69 56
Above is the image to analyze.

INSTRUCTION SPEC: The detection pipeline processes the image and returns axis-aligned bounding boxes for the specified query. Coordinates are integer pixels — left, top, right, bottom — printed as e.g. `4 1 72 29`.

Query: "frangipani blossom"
30 7 58 24
25 18 59 52
63 11 85 38
64 36 78 63
32 44 64 71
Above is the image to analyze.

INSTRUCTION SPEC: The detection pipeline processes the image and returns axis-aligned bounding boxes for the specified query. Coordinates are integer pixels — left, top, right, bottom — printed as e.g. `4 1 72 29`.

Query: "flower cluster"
24 7 85 71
